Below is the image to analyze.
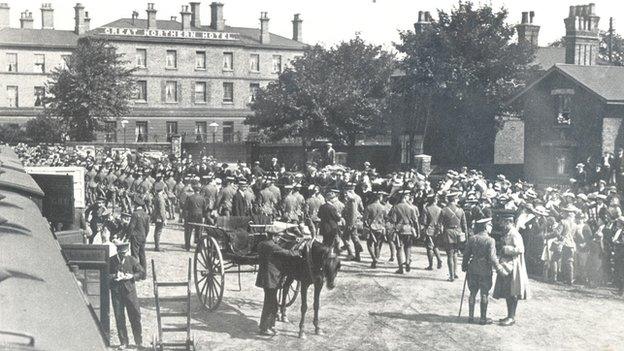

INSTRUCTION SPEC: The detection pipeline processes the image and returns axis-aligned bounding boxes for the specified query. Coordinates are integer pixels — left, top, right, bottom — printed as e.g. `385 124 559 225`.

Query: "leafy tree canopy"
247 36 395 146
396 1 537 165
44 36 136 141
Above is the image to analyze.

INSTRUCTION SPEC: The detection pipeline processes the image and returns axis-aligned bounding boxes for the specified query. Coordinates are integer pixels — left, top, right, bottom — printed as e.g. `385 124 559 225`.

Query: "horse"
279 239 341 339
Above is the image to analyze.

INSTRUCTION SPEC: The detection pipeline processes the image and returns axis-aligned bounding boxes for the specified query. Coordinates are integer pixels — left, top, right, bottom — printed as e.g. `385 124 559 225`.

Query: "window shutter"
161 81 166 102
191 81 195 104
177 81 182 103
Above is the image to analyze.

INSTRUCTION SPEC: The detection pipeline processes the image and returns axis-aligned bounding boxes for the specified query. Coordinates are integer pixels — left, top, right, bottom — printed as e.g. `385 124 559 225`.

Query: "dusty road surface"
110 226 624 351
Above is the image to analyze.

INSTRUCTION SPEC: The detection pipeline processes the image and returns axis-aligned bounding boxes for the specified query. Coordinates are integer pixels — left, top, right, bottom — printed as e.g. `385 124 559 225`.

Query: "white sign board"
26 166 86 208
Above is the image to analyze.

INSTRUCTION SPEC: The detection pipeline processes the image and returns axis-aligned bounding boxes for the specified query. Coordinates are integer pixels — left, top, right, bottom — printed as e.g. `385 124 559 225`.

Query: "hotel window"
136 49 147 68
34 54 45 73
222 82 234 103
223 52 233 70
556 155 568 176
249 83 260 103
6 86 18 107
195 51 206 69
6 53 17 72
194 82 206 103
134 81 147 102
555 94 571 125
104 121 117 142
165 81 178 103
222 121 234 143
166 121 178 142
135 121 148 142
195 121 207 142
166 50 177 69
249 54 260 72
272 55 282 73
34 86 45 107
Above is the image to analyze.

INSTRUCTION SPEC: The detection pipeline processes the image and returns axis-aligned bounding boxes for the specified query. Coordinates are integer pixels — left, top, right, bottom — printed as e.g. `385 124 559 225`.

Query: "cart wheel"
194 235 225 311
278 279 300 307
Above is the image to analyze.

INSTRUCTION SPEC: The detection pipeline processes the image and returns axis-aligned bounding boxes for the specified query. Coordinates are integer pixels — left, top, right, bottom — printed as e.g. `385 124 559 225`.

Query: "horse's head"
323 253 341 290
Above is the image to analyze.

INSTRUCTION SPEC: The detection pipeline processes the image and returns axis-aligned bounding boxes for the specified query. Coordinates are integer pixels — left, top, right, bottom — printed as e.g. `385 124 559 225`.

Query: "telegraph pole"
609 17 614 64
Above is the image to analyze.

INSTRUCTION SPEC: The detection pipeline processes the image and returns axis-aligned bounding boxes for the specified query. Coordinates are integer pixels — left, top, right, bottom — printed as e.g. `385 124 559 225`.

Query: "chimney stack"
210 2 225 31
260 11 270 44
180 5 191 30
131 10 139 25
171 16 177 21
564 3 600 65
146 3 157 30
74 3 86 35
84 11 90 31
41 3 54 29
414 10 433 32
0 3 9 29
20 10 33 29
190 2 200 28
517 10 540 46
292 13 303 42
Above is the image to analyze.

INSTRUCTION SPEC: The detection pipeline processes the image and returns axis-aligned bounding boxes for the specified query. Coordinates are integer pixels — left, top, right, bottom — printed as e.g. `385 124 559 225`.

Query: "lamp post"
120 119 128 149
209 122 219 157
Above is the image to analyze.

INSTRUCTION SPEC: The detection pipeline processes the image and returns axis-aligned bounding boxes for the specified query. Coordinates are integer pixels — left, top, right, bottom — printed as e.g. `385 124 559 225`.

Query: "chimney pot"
529 11 535 24
521 11 529 24
418 11 423 22
20 10 34 29
180 5 191 30
171 16 177 21
425 11 431 21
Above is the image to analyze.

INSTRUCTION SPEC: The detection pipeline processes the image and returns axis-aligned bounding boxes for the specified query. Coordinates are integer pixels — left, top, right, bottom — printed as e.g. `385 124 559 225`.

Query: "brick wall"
494 117 524 164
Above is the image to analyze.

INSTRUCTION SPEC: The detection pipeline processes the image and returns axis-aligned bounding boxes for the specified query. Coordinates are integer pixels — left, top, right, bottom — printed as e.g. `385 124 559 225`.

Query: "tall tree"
247 36 395 147
396 2 537 165
44 37 136 141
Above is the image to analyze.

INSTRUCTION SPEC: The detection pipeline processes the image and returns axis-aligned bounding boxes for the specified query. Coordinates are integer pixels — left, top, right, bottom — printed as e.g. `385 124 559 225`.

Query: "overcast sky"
6 0 624 50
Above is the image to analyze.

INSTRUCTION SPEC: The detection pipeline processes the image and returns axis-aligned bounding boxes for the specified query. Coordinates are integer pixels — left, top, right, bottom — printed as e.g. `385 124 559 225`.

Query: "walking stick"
458 272 468 319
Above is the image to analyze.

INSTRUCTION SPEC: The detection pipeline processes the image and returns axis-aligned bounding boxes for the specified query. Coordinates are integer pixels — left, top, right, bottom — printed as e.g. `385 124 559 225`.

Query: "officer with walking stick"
460 217 509 324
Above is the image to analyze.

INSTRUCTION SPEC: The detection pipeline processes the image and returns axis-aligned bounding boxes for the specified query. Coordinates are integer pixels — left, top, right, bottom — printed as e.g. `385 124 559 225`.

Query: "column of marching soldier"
11 145 624 343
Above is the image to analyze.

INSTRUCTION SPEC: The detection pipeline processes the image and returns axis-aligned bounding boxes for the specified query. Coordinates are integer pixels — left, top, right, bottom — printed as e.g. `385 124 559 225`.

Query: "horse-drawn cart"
190 216 300 311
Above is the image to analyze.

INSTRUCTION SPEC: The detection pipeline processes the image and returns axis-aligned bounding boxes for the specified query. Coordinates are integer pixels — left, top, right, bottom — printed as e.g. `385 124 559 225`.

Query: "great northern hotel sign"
99 27 239 40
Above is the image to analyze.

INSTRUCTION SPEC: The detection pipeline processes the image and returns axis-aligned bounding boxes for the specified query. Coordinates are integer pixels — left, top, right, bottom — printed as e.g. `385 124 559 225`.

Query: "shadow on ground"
369 311 470 325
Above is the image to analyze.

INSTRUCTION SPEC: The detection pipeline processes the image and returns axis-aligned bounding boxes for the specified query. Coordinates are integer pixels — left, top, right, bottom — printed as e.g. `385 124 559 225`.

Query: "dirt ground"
109 225 624 351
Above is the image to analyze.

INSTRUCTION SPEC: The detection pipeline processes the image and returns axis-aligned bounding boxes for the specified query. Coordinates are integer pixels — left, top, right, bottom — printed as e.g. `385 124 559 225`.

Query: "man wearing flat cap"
462 217 508 325
109 241 144 349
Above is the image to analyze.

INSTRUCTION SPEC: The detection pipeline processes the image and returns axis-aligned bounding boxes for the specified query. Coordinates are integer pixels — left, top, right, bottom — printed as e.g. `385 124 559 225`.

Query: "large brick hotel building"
0 2 306 143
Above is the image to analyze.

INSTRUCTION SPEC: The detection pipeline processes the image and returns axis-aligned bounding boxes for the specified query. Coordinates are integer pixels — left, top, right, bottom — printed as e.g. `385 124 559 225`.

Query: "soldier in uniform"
259 178 280 220
216 177 237 216
305 185 325 236
389 190 420 274
364 191 387 268
422 194 443 270
318 189 342 253
493 213 530 326
151 184 168 252
164 172 177 220
109 242 144 349
282 185 304 223
343 184 364 261
438 191 468 282
462 217 508 325
184 184 207 251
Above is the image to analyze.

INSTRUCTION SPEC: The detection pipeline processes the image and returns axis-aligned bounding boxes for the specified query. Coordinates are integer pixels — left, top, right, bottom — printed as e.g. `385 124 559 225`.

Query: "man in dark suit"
255 229 299 335
184 184 207 251
462 218 508 325
109 242 144 349
127 197 150 273
318 189 342 253
232 181 249 216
